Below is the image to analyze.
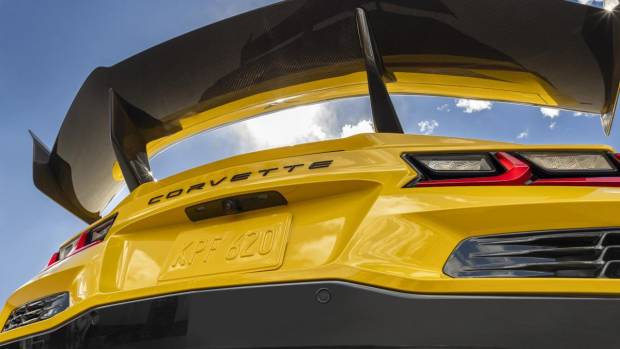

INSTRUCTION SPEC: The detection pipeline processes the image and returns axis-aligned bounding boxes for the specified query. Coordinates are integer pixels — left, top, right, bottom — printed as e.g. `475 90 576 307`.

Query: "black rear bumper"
2 281 620 349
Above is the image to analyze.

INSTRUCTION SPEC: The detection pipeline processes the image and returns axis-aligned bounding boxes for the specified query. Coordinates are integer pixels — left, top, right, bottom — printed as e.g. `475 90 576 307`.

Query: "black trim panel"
2 281 620 348
185 191 287 221
444 227 620 278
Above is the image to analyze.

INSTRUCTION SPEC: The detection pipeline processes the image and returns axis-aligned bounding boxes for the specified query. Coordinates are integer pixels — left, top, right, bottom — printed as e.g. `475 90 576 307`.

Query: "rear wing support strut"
109 89 180 192
355 7 403 134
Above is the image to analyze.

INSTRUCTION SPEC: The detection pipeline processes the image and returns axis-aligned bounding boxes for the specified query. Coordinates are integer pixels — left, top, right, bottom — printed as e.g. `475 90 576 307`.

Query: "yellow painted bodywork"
3 133 620 343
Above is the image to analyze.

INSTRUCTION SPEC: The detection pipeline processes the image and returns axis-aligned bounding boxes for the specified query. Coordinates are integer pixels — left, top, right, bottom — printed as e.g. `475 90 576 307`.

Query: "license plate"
160 213 291 281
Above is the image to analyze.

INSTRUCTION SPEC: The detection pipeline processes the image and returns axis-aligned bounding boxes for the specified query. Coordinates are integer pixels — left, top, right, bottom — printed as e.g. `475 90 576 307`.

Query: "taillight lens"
405 152 530 187
57 236 81 260
519 152 617 173
405 153 501 180
45 215 116 268
415 154 495 173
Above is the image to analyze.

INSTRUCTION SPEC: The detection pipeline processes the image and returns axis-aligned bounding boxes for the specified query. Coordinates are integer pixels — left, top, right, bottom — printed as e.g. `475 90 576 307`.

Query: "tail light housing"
405 152 531 187
407 153 499 179
405 151 620 187
518 152 618 176
45 215 116 269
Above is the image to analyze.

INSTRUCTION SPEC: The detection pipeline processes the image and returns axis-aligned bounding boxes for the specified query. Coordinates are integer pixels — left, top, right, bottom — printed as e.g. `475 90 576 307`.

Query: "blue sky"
0 0 617 305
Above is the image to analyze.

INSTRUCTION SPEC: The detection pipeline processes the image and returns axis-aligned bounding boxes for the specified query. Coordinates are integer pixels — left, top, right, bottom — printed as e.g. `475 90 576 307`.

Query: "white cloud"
230 100 376 153
540 107 560 118
549 121 557 130
516 129 529 139
455 99 493 113
238 104 330 149
573 111 598 118
418 120 439 135
341 119 374 137
436 103 451 112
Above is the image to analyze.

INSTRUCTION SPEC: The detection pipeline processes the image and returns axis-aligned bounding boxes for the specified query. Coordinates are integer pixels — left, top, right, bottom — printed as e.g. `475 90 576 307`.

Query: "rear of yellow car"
3 0 620 348
5 134 620 348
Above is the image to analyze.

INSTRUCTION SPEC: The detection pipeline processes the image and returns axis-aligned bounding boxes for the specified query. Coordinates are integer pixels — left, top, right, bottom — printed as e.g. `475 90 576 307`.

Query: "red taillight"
413 152 531 187
69 230 104 256
46 252 59 267
75 231 89 251
44 215 116 269
406 151 620 188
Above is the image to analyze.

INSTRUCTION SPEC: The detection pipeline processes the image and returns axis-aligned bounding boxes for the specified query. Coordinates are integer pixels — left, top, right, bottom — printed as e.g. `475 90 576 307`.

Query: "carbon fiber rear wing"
30 0 620 223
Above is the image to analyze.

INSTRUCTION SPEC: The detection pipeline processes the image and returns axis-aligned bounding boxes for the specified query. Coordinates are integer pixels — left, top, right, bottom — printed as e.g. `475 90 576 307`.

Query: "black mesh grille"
3 293 69 332
444 228 620 278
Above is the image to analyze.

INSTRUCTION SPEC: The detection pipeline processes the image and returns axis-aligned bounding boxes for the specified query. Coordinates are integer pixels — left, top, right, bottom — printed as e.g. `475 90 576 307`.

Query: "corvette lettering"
148 160 333 205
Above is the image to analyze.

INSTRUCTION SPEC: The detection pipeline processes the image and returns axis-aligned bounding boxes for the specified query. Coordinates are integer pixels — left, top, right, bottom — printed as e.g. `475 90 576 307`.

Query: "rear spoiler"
31 0 620 223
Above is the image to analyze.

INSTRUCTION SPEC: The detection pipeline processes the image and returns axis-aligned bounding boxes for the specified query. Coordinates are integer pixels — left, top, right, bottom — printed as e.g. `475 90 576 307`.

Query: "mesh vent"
444 229 620 278
3 293 69 332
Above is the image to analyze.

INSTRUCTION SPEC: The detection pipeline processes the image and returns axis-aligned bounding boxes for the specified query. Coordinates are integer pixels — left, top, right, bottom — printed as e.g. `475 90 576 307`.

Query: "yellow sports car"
2 0 620 348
